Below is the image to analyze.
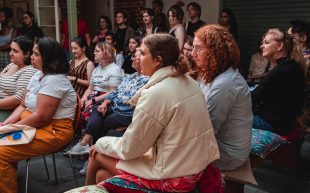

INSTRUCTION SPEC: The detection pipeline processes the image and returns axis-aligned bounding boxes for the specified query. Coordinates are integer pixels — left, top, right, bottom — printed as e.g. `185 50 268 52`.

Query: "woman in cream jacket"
85 34 219 192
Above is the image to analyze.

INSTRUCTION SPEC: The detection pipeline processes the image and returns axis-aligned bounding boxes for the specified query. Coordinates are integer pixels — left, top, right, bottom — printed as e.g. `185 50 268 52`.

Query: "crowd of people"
0 0 309 192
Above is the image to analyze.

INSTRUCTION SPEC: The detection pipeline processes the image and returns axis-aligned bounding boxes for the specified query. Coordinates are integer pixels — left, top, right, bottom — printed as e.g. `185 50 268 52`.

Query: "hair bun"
176 1 185 7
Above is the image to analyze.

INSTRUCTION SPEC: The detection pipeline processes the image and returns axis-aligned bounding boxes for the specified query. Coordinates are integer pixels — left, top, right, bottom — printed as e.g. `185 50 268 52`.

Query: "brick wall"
114 0 145 29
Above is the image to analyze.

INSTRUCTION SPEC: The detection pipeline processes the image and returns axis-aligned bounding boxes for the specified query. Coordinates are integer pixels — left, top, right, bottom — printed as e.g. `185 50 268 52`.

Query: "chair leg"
42 155 50 180
25 159 30 193
52 153 58 184
68 153 79 187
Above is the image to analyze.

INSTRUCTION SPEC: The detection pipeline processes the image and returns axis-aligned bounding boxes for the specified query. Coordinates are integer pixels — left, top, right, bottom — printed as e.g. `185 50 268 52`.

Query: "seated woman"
79 41 123 131
252 28 306 136
85 34 220 193
0 37 77 193
247 34 275 84
0 7 16 69
68 37 95 98
0 35 37 122
192 25 252 170
67 48 149 175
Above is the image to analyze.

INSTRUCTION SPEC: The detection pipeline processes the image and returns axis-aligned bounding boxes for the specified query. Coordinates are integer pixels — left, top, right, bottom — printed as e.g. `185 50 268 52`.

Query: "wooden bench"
222 159 257 193
251 126 307 171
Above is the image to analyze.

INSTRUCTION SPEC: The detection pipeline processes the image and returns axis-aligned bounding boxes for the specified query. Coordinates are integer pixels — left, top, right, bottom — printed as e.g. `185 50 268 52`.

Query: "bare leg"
96 169 113 183
80 134 93 145
85 153 119 185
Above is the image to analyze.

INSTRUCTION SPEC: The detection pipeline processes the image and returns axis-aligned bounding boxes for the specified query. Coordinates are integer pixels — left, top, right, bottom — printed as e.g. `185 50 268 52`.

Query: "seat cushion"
251 128 288 158
64 185 109 193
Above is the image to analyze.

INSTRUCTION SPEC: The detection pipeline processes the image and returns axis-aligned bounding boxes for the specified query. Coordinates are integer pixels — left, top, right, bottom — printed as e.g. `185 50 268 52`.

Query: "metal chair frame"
24 94 81 193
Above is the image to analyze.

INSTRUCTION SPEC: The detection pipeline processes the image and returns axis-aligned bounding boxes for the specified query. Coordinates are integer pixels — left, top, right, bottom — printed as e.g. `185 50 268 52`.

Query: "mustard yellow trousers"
0 111 73 193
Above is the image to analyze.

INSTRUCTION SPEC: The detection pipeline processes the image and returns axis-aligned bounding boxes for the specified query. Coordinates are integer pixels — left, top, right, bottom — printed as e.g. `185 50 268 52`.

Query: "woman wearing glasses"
83 34 219 193
17 11 43 41
192 25 252 170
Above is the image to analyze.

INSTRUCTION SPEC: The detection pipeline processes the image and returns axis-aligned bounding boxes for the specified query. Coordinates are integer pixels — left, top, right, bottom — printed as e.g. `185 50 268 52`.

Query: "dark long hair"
71 36 91 59
12 35 33 66
98 15 112 30
221 8 238 41
36 37 69 74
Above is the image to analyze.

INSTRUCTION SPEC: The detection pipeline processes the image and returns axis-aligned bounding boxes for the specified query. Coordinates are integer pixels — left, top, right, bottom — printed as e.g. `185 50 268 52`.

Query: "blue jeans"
85 105 132 141
252 114 273 132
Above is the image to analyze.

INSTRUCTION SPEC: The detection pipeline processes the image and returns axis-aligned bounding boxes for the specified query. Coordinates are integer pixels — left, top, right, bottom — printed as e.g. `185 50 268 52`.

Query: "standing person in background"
168 4 186 51
17 11 43 41
92 15 112 45
152 0 168 32
122 36 141 74
68 37 95 98
192 25 252 170
0 7 16 69
185 2 206 41
61 8 91 58
220 8 238 42
113 11 134 55
136 8 159 37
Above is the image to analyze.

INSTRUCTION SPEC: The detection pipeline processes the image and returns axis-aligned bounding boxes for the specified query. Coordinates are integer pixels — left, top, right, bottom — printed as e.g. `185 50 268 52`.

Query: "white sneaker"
80 160 88 176
66 143 90 156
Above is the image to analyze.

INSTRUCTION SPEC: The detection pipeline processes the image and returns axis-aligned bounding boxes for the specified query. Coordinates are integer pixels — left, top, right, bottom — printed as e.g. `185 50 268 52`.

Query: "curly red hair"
195 24 240 83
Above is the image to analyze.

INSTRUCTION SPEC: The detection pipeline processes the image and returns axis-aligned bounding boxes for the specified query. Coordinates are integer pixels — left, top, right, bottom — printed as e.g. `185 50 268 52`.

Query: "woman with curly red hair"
192 24 252 170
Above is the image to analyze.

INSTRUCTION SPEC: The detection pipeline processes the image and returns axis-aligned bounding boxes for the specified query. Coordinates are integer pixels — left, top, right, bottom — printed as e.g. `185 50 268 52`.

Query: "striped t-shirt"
0 63 38 101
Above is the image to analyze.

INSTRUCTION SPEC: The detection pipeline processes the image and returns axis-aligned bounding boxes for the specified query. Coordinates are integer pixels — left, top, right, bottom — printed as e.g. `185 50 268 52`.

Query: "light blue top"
0 28 13 46
106 72 149 116
199 67 253 166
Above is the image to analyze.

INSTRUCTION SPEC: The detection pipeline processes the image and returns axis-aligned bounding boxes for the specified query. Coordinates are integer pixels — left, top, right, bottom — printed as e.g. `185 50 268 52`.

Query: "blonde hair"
265 28 306 72
96 41 115 64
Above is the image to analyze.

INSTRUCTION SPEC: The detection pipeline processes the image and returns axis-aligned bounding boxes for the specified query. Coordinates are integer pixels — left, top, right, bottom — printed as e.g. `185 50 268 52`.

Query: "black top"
115 28 127 53
186 19 206 38
17 24 43 41
252 57 305 135
122 54 136 74
136 26 159 37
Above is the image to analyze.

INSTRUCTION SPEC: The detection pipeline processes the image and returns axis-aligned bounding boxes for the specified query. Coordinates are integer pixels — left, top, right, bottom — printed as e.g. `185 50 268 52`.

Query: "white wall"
145 0 220 24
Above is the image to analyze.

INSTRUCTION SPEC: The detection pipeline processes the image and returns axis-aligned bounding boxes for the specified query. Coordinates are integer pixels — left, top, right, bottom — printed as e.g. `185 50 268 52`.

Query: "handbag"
0 124 36 145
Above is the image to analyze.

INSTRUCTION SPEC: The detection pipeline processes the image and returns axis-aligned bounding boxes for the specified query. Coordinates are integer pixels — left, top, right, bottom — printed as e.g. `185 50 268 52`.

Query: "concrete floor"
16 135 310 193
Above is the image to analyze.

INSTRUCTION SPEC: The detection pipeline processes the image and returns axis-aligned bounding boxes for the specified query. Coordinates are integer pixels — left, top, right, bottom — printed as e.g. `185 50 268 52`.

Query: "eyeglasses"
131 54 141 61
192 45 204 53
23 16 30 20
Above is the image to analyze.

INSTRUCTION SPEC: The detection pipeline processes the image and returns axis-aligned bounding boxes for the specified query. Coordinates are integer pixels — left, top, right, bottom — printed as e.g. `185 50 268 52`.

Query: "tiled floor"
16 136 310 193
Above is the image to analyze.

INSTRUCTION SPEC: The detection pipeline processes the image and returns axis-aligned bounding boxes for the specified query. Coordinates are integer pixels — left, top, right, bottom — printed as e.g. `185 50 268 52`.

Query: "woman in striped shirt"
0 36 37 121
68 37 94 97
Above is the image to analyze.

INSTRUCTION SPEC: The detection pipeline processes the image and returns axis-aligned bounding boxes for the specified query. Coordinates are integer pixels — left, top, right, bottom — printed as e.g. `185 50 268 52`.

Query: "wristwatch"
92 98 96 104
